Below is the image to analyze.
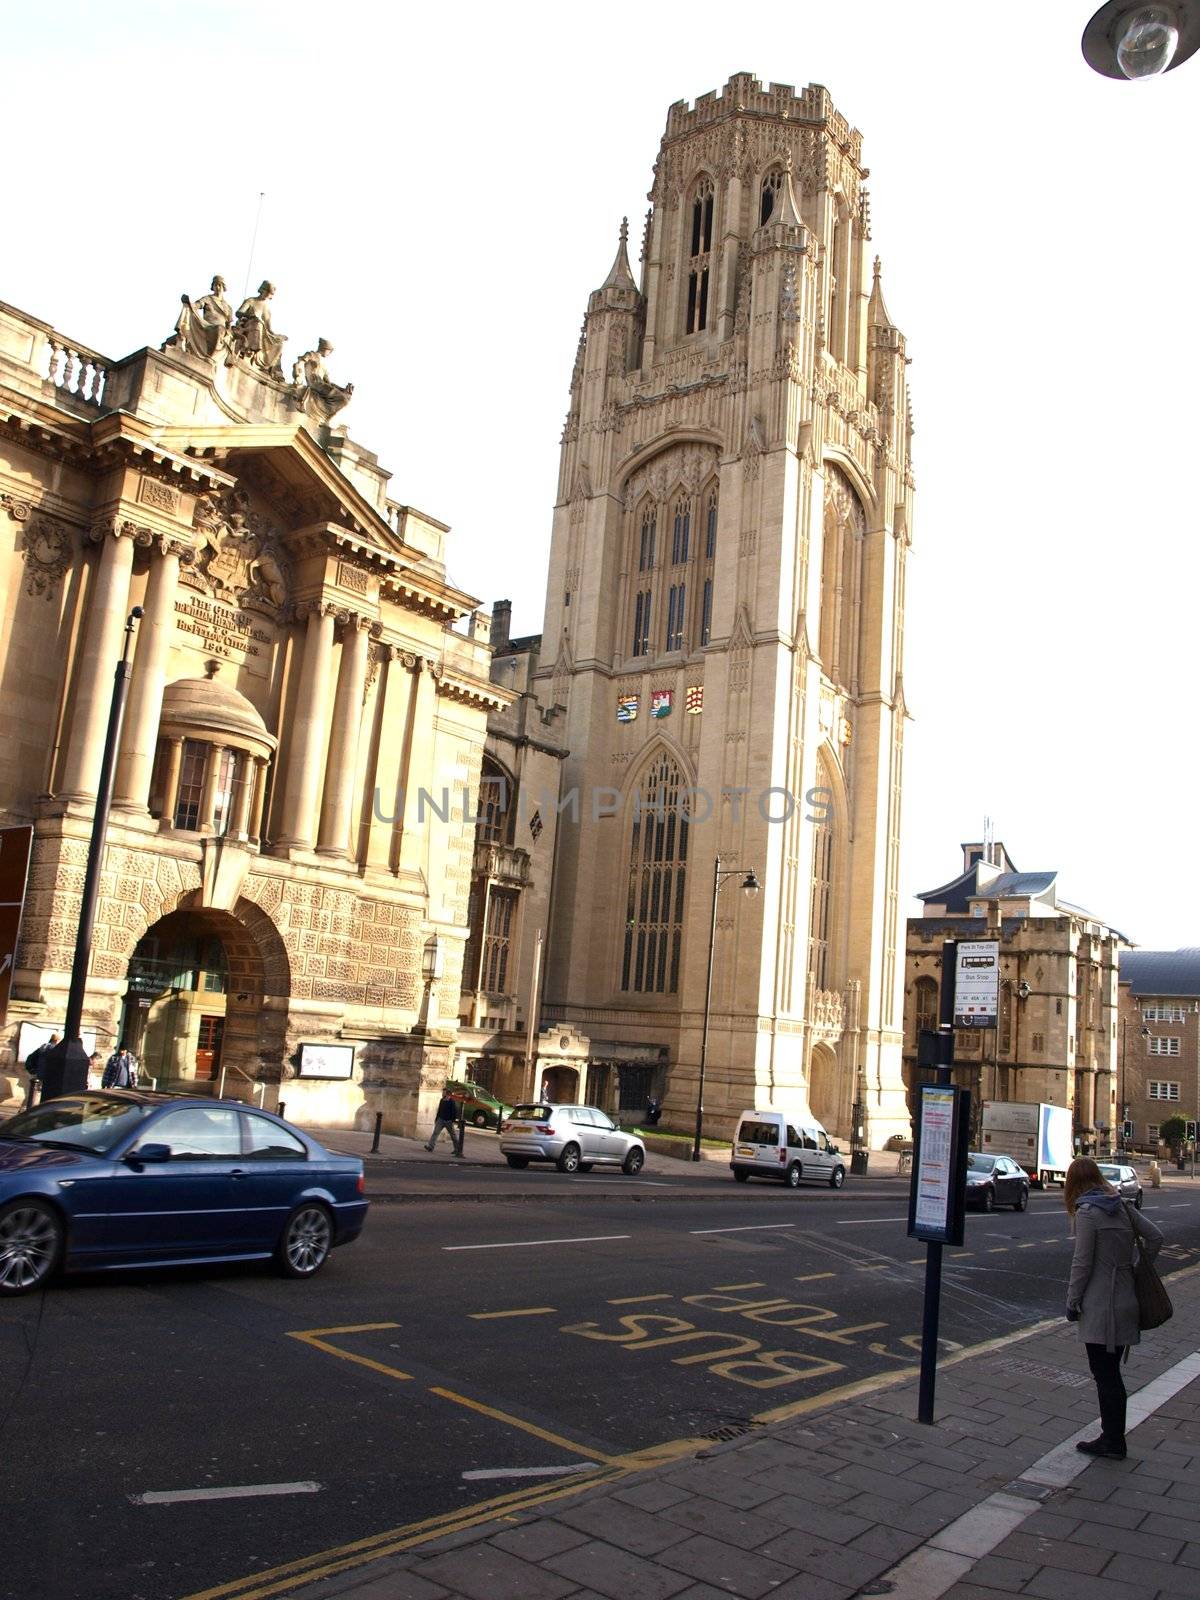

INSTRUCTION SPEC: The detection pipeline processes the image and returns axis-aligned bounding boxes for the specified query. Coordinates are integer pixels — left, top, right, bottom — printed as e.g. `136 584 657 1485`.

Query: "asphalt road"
2 1178 1198 1600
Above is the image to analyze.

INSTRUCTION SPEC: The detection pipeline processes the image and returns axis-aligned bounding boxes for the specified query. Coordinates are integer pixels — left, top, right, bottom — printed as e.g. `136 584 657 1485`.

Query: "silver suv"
500 1103 646 1175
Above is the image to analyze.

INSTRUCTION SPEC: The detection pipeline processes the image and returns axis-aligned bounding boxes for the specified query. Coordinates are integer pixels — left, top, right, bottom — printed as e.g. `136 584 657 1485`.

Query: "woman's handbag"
1127 1204 1173 1329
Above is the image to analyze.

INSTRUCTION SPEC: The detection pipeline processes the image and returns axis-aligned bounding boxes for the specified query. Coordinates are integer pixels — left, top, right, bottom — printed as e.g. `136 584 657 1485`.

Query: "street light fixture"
1082 2 1200 78
692 857 760 1162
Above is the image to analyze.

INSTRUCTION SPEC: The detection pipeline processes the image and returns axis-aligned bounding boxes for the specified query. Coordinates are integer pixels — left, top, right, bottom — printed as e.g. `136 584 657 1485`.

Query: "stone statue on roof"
290 338 353 423
164 274 232 360
229 280 286 379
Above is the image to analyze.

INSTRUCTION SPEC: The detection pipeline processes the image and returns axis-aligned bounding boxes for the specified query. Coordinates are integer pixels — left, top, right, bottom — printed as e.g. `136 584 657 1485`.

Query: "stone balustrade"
46 336 108 406
472 840 530 887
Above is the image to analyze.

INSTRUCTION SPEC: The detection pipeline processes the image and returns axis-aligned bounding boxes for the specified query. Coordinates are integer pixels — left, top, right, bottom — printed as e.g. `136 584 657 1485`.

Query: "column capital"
293 598 341 623
88 517 158 547
336 611 377 640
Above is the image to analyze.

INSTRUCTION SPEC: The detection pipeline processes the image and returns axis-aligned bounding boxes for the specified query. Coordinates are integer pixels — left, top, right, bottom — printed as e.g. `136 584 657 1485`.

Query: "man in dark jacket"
24 1033 59 1108
425 1091 464 1156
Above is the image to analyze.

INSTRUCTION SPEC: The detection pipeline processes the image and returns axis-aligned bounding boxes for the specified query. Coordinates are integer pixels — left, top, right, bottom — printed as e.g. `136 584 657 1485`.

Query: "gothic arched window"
808 771 835 992
477 755 511 845
760 167 783 225
671 497 690 565
819 466 866 692
621 754 689 993
638 507 656 572
700 484 717 646
686 177 714 334
913 976 938 1043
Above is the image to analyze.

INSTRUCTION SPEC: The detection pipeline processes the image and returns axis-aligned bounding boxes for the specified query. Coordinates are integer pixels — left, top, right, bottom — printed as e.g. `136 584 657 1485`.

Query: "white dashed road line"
132 1482 322 1506
443 1235 631 1251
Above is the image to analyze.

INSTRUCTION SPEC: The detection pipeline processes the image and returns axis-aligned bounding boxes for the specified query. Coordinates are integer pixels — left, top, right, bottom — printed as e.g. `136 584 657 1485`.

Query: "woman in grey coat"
1064 1155 1163 1459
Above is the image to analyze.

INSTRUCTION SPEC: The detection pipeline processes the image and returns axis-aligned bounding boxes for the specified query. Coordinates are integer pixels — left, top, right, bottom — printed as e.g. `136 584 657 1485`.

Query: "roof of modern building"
973 871 1057 900
1121 948 1200 997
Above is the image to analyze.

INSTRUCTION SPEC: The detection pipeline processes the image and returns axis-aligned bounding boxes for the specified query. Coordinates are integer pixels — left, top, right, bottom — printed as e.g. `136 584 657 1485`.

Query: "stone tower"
534 73 914 1144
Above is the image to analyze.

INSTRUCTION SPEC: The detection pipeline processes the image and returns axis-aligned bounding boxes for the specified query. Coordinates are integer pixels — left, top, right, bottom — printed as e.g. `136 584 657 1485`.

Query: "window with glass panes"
685 179 714 334
621 755 688 993
174 740 209 830
665 583 686 652
481 890 517 994
1149 1080 1181 1101
1148 1037 1181 1056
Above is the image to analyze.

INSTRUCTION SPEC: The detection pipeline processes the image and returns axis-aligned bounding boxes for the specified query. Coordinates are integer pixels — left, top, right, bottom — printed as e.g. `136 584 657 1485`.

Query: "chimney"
491 599 512 651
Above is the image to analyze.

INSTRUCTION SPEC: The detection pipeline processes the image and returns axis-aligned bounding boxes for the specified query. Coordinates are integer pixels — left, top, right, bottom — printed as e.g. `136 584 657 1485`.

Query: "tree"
1159 1114 1188 1150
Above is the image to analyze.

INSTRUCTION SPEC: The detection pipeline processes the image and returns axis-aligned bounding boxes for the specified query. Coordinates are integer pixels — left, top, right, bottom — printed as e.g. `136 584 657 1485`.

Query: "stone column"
365 648 413 874
231 753 255 837
198 744 227 834
317 616 373 857
276 602 336 849
249 757 269 842
114 537 185 809
398 657 440 878
57 522 137 800
159 735 185 824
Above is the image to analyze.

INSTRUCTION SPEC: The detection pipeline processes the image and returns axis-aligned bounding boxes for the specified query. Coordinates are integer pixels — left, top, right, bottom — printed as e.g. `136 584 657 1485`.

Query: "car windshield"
966 1154 996 1173
1097 1166 1120 1179
0 1095 148 1153
510 1104 552 1122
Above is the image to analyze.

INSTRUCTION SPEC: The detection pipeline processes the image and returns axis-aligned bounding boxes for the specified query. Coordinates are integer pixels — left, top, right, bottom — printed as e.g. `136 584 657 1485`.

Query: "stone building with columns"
904 840 1127 1150
528 74 915 1144
0 288 506 1132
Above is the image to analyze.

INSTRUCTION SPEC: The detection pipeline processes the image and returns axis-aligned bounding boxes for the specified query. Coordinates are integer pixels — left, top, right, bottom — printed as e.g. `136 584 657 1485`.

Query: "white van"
730 1109 847 1189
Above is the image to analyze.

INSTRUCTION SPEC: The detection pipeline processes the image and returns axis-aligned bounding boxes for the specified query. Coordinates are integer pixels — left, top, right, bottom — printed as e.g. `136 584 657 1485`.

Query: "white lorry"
981 1100 1073 1187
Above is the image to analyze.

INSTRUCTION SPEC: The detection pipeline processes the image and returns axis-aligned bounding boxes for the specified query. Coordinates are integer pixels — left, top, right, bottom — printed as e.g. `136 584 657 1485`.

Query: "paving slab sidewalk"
253 1267 1200 1600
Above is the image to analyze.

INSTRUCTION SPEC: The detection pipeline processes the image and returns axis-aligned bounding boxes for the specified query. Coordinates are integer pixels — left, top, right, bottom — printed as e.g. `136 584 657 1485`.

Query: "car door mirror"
126 1143 171 1165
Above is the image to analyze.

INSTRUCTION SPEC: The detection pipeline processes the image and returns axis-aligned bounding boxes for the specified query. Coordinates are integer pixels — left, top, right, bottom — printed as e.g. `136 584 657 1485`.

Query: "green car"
445 1081 513 1129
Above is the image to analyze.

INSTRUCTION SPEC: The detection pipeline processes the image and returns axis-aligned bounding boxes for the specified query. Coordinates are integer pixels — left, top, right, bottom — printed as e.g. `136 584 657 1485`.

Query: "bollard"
1150 1159 1162 1188
371 1111 383 1153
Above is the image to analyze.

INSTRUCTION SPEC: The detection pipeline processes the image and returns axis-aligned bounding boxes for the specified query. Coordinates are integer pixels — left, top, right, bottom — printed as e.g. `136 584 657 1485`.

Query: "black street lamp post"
38 607 142 1101
692 856 760 1162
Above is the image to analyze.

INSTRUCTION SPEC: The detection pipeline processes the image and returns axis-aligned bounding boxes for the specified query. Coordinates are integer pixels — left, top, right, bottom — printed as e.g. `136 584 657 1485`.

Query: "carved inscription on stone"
138 478 179 513
336 561 370 596
174 594 271 663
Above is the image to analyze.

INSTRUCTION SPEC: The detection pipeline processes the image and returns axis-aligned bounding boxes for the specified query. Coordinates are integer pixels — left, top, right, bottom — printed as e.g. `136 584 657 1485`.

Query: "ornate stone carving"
19 513 74 598
137 477 179 514
163 275 232 360
228 281 286 378
625 441 720 507
2 494 31 523
290 339 353 423
190 488 290 611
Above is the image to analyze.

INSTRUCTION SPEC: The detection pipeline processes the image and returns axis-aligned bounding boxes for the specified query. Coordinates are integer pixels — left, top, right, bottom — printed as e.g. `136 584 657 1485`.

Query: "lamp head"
741 871 761 897
1082 2 1200 79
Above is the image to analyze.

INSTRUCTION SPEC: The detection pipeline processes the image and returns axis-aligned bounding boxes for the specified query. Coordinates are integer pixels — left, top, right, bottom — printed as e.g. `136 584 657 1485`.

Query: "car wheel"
1135 1193 1143 1210
557 1143 582 1174
979 1186 994 1214
277 1203 333 1280
473 1112 488 1128
829 1165 845 1190
622 1148 645 1176
1013 1187 1029 1212
785 1162 802 1189
505 1155 529 1168
0 1199 64 1296
733 1169 750 1183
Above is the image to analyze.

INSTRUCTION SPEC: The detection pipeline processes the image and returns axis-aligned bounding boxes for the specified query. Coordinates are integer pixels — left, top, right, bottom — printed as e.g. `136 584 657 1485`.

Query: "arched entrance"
121 900 289 1095
808 1041 841 1132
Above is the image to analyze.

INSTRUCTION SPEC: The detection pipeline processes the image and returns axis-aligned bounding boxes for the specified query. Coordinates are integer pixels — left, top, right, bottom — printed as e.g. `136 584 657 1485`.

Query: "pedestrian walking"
86 1051 104 1090
425 1090 463 1155
1064 1154 1164 1459
102 1041 136 1088
23 1033 59 1108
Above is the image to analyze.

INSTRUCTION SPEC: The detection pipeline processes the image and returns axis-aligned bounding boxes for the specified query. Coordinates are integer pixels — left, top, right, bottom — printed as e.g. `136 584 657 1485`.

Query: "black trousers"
1086 1342 1127 1445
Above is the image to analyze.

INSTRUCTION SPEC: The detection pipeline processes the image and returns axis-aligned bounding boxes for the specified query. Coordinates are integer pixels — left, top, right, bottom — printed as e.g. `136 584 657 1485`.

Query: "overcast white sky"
4 1 1197 948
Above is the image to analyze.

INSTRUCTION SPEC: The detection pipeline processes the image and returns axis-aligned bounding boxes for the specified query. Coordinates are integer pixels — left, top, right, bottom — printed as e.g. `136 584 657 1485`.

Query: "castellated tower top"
662 72 864 169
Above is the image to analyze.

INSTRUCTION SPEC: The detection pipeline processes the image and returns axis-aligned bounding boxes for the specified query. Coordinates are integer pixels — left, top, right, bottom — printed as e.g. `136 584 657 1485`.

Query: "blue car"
0 1090 368 1296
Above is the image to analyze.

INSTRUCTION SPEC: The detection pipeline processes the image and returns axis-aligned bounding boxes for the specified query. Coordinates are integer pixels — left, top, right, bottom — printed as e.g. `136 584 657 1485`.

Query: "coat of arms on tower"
188 488 290 613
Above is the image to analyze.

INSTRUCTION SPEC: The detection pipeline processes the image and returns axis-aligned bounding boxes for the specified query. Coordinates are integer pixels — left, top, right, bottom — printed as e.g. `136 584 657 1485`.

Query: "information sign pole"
910 939 972 1426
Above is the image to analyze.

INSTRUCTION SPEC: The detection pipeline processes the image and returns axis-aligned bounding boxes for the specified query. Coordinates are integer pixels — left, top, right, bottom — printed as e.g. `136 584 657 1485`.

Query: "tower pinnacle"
600 217 638 294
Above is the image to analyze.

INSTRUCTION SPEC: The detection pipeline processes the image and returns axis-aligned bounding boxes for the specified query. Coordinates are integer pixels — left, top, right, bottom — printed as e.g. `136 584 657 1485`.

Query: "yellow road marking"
856 1263 889 1271
469 1307 557 1319
795 1272 835 1283
607 1292 673 1304
427 1385 622 1466
1018 1241 1041 1249
712 1281 765 1290
988 1247 1009 1254
178 1469 621 1600
285 1323 411 1381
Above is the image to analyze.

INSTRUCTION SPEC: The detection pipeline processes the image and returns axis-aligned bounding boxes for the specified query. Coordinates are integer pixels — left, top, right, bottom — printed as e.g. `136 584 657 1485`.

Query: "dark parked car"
0 1091 367 1296
965 1152 1030 1213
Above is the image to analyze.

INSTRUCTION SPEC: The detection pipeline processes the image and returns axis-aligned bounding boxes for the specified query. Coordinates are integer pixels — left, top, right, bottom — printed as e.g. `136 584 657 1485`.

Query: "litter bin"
851 1150 869 1176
